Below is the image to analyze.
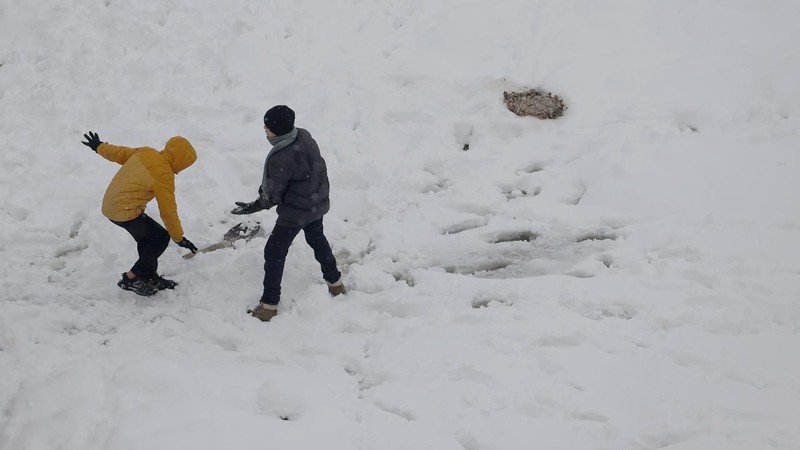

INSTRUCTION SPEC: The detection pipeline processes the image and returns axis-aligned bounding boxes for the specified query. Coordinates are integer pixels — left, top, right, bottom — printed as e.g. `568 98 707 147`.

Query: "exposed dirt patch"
504 89 566 120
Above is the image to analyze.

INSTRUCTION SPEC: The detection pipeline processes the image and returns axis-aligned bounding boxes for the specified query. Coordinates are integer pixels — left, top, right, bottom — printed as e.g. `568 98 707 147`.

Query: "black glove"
176 237 198 253
231 199 266 215
81 131 102 152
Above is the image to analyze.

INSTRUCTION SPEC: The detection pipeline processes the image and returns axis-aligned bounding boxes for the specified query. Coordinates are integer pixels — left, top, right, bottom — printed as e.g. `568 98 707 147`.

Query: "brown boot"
249 303 278 322
327 278 347 296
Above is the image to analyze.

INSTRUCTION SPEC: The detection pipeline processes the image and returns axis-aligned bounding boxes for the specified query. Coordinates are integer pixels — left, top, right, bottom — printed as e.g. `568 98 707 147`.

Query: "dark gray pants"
111 213 170 278
261 218 340 305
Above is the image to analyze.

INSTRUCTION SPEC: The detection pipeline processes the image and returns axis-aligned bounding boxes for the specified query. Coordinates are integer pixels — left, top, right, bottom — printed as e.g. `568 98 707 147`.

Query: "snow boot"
117 273 158 297
148 274 178 290
248 302 278 322
327 278 347 297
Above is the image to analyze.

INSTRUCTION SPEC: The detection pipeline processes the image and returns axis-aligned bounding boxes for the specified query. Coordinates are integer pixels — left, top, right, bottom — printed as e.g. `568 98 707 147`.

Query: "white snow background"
1 1 800 449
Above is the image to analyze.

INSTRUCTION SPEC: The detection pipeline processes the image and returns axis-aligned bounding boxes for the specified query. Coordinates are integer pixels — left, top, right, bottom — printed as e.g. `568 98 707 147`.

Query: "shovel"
183 221 262 259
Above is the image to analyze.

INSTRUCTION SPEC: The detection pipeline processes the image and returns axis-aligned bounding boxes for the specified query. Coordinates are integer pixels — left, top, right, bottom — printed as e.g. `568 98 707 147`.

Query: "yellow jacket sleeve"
153 175 185 241
97 143 142 165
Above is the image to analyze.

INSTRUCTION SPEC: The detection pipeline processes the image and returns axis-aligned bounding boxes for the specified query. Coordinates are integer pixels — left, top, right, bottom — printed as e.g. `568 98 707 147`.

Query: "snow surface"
1 1 800 449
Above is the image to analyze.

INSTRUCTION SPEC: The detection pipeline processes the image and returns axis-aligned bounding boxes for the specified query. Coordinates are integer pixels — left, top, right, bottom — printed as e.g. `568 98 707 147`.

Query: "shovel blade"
223 221 261 242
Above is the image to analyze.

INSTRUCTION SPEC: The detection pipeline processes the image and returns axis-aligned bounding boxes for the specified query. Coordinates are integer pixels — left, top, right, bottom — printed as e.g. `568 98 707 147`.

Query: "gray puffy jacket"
259 128 331 227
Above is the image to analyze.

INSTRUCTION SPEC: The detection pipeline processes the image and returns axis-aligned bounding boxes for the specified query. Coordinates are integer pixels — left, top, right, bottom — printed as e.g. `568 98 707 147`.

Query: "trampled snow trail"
1 1 800 449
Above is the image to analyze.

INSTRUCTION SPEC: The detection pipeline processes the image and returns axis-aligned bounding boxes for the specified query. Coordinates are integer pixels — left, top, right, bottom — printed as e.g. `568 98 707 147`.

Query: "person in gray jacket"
232 105 345 321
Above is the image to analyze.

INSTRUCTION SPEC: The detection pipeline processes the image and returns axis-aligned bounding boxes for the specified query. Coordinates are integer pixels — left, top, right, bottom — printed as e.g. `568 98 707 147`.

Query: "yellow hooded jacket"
99 136 197 242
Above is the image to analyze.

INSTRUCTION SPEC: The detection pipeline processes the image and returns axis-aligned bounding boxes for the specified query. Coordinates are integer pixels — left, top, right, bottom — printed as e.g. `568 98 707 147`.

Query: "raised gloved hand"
176 237 198 253
81 131 102 152
231 199 266 215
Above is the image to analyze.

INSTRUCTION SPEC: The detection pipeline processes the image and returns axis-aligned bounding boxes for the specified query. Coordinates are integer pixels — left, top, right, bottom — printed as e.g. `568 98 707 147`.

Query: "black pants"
111 213 170 278
262 218 341 305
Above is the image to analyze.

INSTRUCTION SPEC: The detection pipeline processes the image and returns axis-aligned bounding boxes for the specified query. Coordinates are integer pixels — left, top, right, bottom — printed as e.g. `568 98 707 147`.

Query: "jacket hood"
162 136 197 174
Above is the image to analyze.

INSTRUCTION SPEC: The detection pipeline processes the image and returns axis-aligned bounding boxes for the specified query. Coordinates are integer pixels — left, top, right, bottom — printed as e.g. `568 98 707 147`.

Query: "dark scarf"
261 127 299 201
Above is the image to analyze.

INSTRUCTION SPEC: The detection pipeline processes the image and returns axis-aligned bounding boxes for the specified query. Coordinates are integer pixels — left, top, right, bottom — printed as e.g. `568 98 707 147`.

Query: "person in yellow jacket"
82 131 198 297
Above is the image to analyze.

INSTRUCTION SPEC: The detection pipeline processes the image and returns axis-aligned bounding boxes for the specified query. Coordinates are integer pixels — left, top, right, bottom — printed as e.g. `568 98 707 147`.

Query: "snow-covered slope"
1 1 799 449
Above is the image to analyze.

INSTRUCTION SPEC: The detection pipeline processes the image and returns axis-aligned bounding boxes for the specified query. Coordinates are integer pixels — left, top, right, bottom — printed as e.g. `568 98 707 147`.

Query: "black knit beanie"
263 105 295 136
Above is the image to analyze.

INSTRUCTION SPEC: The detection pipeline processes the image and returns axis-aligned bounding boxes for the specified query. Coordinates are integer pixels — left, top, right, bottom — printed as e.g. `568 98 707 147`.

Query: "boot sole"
117 282 158 297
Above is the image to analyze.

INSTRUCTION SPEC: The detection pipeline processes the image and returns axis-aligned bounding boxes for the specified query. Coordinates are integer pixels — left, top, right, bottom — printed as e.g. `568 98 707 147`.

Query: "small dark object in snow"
503 89 566 120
